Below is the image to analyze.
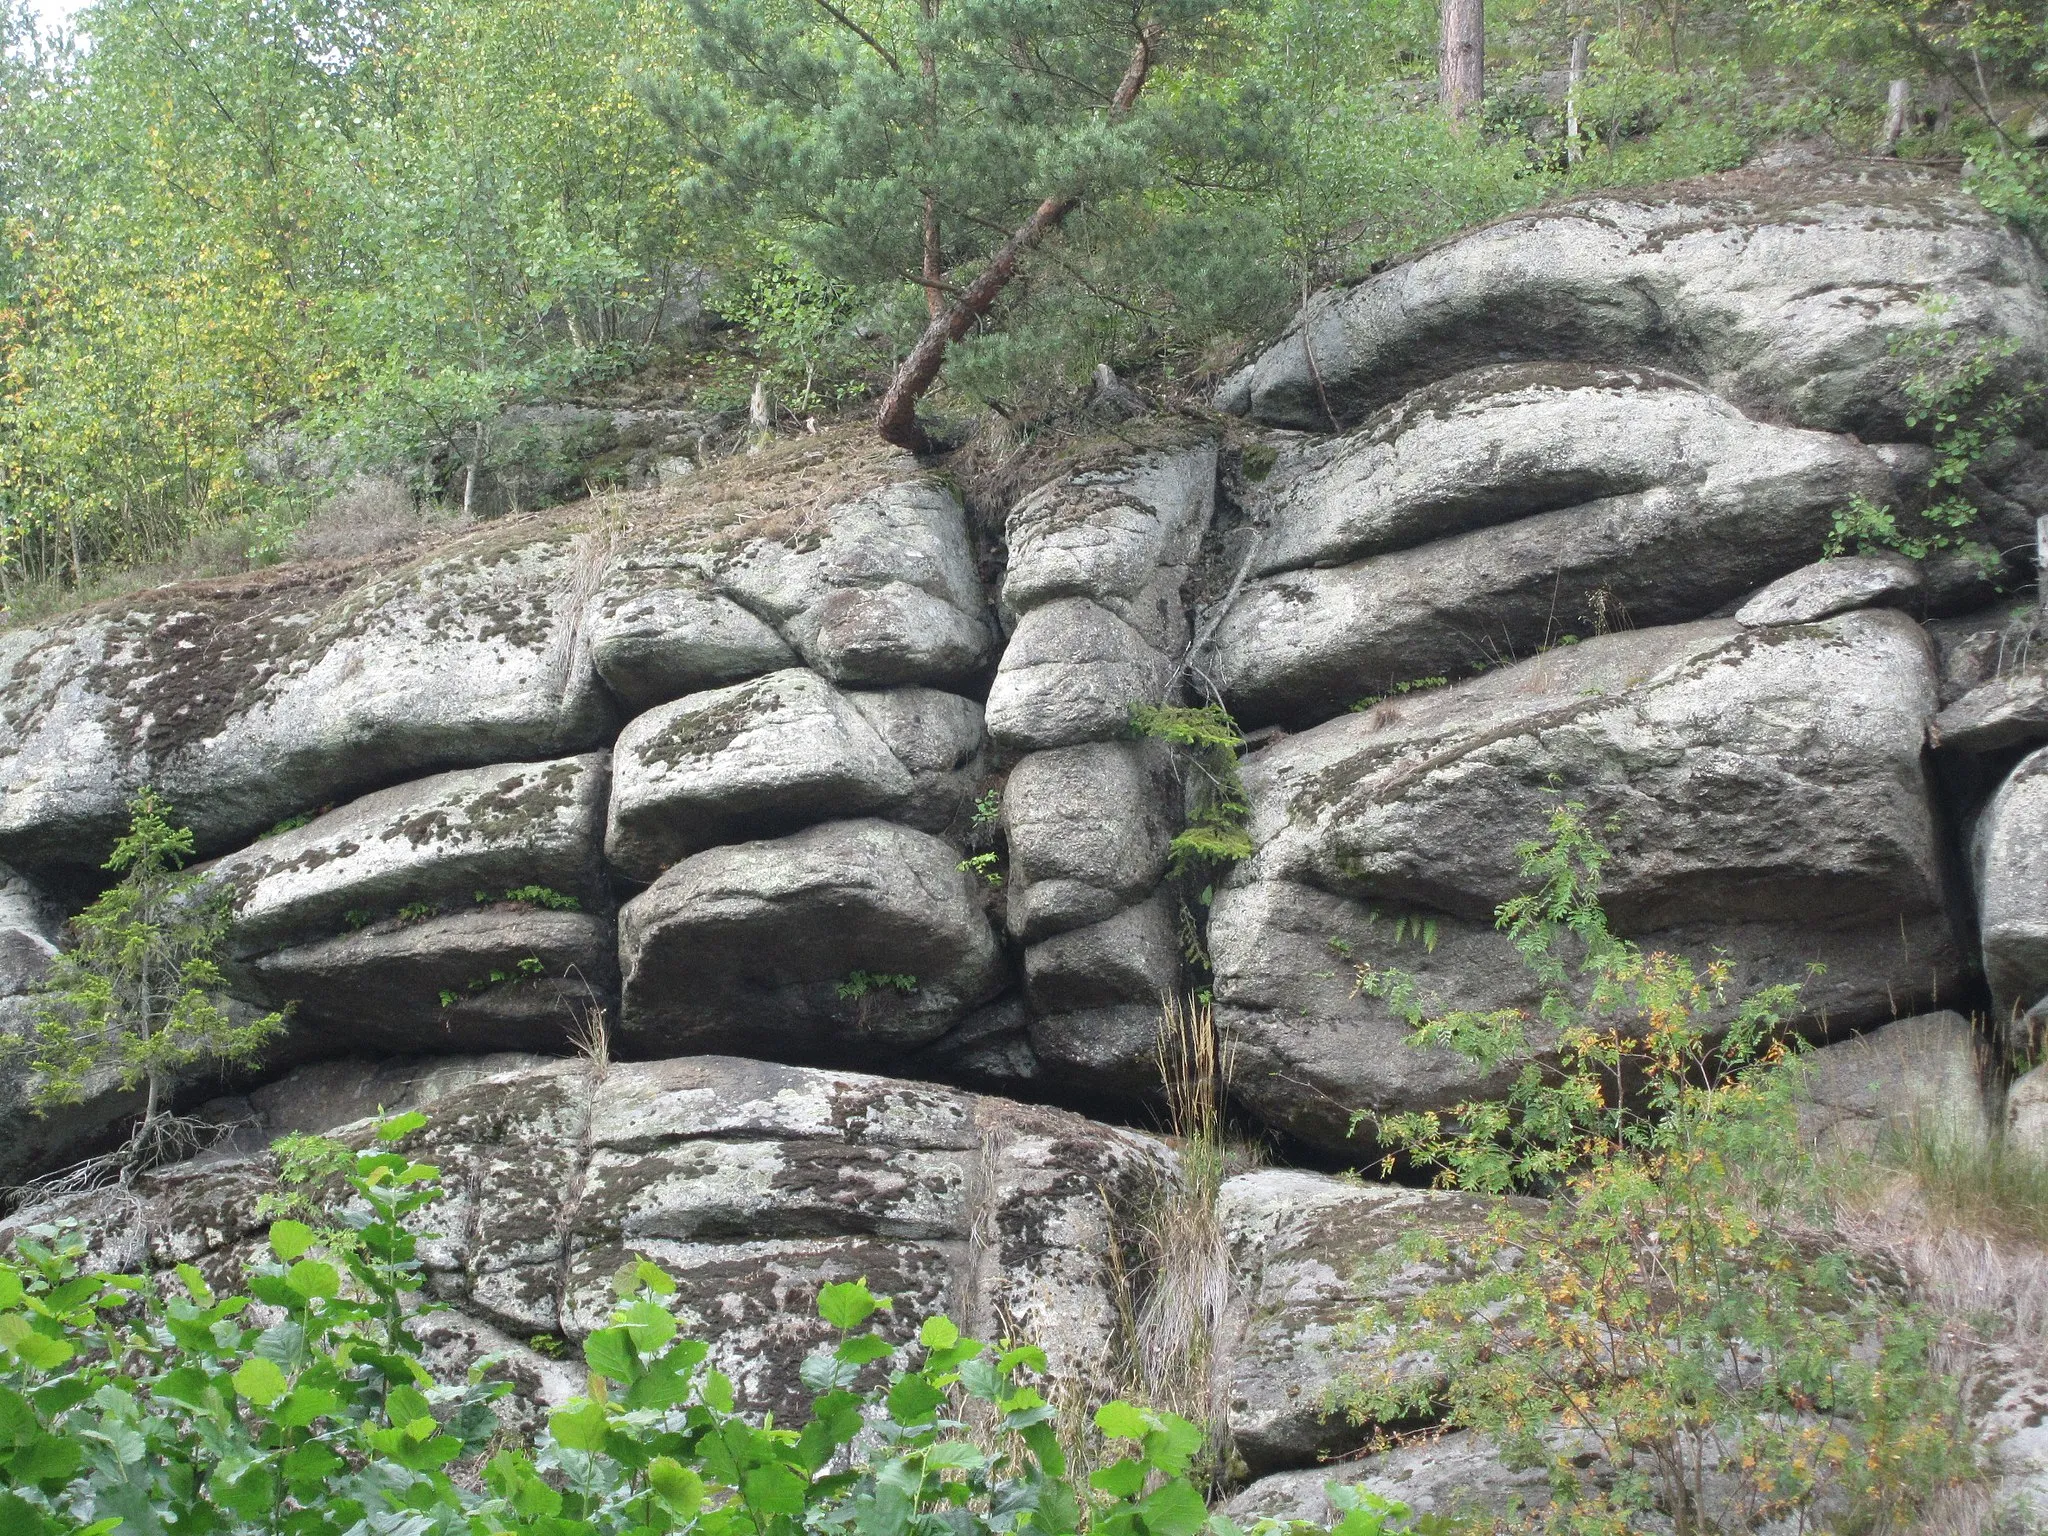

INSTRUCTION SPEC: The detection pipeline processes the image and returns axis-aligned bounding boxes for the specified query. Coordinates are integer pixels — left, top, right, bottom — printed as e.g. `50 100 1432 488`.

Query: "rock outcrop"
1211 610 1959 1151
2 160 2046 1520
0 522 617 877
3 1055 1170 1422
1974 744 2048 1042
1220 163 2048 444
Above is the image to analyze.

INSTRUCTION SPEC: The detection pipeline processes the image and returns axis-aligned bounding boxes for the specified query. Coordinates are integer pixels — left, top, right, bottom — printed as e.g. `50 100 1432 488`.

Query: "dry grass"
1131 993 1236 1457
291 474 466 561
591 421 931 555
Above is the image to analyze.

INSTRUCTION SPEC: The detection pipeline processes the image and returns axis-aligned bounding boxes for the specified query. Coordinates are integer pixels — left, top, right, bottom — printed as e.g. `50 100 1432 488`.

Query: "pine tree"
657 0 1246 452
7 788 286 1135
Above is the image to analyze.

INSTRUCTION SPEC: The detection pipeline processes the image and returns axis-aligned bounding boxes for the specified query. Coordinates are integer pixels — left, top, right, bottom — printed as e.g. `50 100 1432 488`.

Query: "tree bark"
1879 77 1911 154
1565 28 1589 162
875 25 1162 453
1439 0 1484 125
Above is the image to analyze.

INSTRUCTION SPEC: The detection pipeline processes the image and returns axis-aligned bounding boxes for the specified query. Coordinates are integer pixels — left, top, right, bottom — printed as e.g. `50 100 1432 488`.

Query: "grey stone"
906 998 1042 1089
241 1052 555 1140
205 754 609 956
1216 1169 1541 1476
0 521 617 879
1248 363 1881 575
1735 554 1922 627
1003 742 1176 942
0 860 58 998
1214 612 1961 1150
1022 892 1181 1014
1 1055 1172 1424
246 906 616 1055
1974 746 2048 1042
1225 1429 1595 1525
713 480 992 688
587 566 798 715
985 599 1174 752
844 688 987 835
618 819 1006 1060
1932 663 2048 752
605 670 912 881
1925 601 2043 707
2008 1060 2048 1161
1202 374 1894 727
1023 1004 1163 1098
1001 444 1217 649
1796 1011 1992 1158
1230 162 2048 442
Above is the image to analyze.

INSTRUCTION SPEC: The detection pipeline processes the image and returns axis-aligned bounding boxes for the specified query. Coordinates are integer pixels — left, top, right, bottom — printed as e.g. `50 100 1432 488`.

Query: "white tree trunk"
1880 78 1911 154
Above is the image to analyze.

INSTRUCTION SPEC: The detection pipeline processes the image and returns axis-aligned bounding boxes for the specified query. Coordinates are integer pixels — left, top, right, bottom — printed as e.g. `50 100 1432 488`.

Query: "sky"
25 0 86 34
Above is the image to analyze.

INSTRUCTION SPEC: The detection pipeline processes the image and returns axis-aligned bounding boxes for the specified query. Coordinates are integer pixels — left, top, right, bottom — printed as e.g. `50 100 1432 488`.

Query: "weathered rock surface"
618 819 1005 1061
4 1055 1171 1423
245 906 616 1055
2006 1061 2048 1160
844 688 987 835
1002 742 1176 943
1224 1429 1592 1525
1203 369 1895 727
606 671 912 881
1214 612 1960 1149
207 754 610 955
0 521 617 878
1973 745 2048 1040
1216 1169 1537 1475
984 599 1173 751
1925 601 2043 707
1734 553 1921 627
0 863 109 1188
1247 364 1883 576
1000 444 1217 651
1933 662 2048 752
1226 163 2048 442
1796 1011 1992 1156
586 567 798 716
1020 895 1182 1093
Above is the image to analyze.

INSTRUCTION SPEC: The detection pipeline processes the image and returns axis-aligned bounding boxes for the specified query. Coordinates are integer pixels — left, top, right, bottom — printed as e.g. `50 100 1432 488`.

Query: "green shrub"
0 1116 1435 1536
1339 804 1982 1533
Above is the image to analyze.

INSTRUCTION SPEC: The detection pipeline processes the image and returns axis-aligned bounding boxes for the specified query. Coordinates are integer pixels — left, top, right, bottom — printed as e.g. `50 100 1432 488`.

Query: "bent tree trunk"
875 26 1162 453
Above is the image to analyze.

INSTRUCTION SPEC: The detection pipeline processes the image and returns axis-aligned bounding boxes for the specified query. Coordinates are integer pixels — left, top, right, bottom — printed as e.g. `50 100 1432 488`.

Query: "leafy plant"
0 1114 1426 1536
484 886 583 912
1128 704 1253 879
258 812 317 840
836 971 919 1002
971 790 1003 830
957 852 1005 888
1337 803 1980 1533
397 902 438 925
1825 297 2039 573
0 1112 502 1536
2 789 288 1131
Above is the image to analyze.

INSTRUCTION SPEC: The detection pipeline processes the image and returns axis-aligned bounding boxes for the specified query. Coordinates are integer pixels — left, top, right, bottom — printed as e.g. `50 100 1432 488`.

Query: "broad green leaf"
377 1111 428 1141
886 1372 943 1425
0 1270 21 1310
742 1462 809 1516
918 1316 959 1349
1090 1458 1147 1498
286 1259 340 1300
548 1399 610 1452
816 1279 881 1330
583 1327 638 1384
275 1385 340 1429
1094 1400 1150 1441
649 1456 704 1515
233 1356 289 1408
1137 1479 1209 1536
267 1220 317 1262
834 1332 893 1366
